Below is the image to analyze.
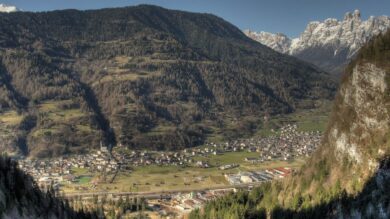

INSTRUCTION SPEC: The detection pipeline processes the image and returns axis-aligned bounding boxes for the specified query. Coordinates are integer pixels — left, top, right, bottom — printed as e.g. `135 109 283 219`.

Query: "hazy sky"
3 0 390 37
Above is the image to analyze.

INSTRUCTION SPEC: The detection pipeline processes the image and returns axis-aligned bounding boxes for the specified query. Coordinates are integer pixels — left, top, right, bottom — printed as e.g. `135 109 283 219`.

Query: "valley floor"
61 156 306 194
11 105 331 218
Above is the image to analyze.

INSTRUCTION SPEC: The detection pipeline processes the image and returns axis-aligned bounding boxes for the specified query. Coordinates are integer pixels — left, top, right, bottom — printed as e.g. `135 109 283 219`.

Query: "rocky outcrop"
276 33 390 217
328 63 388 167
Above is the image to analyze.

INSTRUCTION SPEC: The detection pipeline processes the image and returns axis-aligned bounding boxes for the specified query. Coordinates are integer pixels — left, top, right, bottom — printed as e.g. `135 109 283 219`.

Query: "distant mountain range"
245 10 390 75
0 5 335 157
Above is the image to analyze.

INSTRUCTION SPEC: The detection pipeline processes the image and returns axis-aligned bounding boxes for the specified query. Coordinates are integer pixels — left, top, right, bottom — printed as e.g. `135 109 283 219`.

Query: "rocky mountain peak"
245 10 390 75
0 3 19 13
354 9 361 19
344 9 361 21
243 29 291 53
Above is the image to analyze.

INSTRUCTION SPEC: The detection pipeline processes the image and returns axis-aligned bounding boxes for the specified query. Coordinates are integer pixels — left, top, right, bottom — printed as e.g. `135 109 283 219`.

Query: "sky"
3 0 390 38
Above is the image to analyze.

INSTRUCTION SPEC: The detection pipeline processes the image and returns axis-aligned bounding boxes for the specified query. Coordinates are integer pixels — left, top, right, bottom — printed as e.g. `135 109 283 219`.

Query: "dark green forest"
0 154 99 218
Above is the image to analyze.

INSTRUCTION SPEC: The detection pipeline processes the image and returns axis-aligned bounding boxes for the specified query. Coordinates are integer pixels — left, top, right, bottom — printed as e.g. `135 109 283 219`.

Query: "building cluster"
155 189 236 214
219 163 239 170
205 124 321 162
17 146 120 191
224 167 292 185
150 167 291 216
18 158 74 191
114 150 194 167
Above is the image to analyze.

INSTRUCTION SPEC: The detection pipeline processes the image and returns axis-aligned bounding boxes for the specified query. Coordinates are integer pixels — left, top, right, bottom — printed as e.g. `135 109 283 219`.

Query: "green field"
38 100 86 122
29 100 99 141
72 167 89 175
200 102 332 143
193 151 259 166
77 176 92 184
0 110 24 126
255 102 332 137
62 152 306 194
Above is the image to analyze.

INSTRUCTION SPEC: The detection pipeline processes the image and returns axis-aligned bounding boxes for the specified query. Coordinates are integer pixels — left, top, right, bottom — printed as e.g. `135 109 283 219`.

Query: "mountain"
0 5 335 157
243 30 291 54
191 30 390 219
0 155 98 218
245 10 390 76
0 4 18 13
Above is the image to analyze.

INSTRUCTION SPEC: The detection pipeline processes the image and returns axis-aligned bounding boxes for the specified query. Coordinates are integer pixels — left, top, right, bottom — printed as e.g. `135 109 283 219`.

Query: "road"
61 181 269 199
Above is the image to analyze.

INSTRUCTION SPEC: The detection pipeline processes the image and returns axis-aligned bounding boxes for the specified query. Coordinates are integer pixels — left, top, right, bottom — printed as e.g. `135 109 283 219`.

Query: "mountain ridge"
0 5 335 157
245 10 390 75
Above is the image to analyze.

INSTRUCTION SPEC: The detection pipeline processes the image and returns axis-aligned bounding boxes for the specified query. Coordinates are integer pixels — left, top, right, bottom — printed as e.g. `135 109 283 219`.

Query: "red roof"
275 167 291 174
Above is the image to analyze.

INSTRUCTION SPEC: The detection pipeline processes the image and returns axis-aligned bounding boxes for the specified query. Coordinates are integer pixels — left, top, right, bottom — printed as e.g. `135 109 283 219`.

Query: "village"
150 188 237 217
16 124 321 194
153 167 293 216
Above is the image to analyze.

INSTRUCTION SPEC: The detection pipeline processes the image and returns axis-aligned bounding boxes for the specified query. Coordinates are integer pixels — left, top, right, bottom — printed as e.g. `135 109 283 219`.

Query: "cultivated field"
61 152 306 194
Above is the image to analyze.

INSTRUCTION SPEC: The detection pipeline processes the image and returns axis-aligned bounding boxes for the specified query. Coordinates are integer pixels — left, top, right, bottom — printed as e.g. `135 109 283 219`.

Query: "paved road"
61 181 269 199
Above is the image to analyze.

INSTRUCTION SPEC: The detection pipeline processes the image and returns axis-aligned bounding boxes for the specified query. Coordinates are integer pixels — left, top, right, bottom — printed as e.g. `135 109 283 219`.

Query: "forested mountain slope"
0 155 98 218
191 30 390 219
0 5 335 157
